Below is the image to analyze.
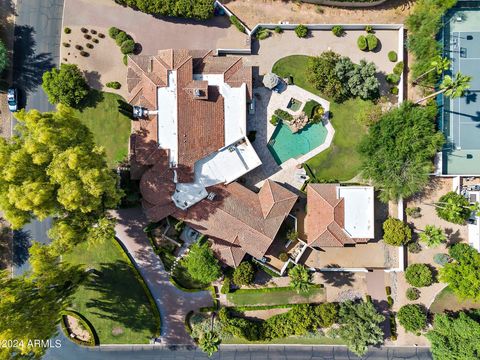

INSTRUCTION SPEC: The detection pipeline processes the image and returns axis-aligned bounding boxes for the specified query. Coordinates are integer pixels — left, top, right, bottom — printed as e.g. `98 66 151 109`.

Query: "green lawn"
272 55 372 181
63 237 160 344
227 286 325 307
430 286 480 314
73 90 131 167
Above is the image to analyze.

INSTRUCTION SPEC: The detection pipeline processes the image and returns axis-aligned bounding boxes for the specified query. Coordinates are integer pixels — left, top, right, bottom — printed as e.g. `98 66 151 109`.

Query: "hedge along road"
11 0 64 275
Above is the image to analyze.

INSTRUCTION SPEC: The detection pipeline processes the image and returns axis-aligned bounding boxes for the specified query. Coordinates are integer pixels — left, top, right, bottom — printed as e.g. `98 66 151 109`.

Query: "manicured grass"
171 259 210 290
227 286 325 306
430 286 480 314
272 55 372 181
63 237 159 344
305 98 373 181
73 90 131 167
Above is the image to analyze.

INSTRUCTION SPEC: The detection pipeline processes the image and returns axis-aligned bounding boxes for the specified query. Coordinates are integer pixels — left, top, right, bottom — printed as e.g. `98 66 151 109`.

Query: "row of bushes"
358 34 378 51
113 0 215 20
218 302 337 341
108 27 136 55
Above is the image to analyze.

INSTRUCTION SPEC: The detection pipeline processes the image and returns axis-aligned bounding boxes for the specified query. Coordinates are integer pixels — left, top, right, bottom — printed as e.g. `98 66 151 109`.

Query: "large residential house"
126 49 376 274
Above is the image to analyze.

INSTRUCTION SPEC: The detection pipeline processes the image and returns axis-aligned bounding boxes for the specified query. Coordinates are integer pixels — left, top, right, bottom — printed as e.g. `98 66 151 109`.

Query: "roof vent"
148 59 153 72
207 192 216 201
194 89 201 97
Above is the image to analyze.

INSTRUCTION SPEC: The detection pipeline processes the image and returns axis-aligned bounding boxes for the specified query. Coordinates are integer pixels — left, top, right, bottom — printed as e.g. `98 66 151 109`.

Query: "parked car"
7 87 18 112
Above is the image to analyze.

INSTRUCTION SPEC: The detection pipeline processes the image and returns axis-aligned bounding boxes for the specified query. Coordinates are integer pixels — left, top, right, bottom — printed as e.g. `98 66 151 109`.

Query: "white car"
7 88 18 112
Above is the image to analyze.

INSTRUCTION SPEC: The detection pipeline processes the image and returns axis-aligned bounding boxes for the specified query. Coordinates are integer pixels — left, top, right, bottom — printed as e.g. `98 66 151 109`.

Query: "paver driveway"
112 208 213 345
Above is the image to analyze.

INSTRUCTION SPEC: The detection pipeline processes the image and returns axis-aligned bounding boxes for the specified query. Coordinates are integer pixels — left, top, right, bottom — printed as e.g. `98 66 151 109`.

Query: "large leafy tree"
308 51 347 102
331 300 384 356
439 243 480 301
419 225 446 248
289 264 313 294
113 0 215 20
183 242 221 283
435 191 477 225
0 105 121 252
346 60 380 100
359 101 444 202
233 261 255 286
427 311 480 360
42 64 89 107
0 40 8 73
0 243 85 359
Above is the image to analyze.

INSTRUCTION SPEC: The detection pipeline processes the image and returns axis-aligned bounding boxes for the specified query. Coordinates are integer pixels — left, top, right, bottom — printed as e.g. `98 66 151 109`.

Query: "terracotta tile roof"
127 49 251 181
174 180 298 266
304 184 356 247
211 237 246 268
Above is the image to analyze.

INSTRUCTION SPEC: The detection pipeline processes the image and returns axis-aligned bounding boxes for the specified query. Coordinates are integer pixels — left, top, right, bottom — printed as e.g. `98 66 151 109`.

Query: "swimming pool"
267 121 328 165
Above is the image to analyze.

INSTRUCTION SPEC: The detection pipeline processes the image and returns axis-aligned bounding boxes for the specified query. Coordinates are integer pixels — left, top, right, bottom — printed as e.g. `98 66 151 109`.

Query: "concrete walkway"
112 208 213 345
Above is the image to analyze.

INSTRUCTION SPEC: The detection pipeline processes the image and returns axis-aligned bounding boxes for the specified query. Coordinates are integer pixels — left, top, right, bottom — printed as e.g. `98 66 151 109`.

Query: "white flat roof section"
468 221 480 252
157 71 178 166
337 186 375 239
172 182 208 210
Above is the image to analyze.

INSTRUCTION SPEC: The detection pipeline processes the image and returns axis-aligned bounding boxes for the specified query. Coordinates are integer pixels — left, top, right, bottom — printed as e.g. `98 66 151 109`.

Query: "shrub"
389 313 397 340
357 35 367 51
115 31 130 46
229 16 245 33
274 109 293 121
388 51 398 62
366 34 378 51
270 115 280 126
408 241 422 254
98 33 105 39
398 304 427 332
406 287 421 301
279 252 289 262
92 38 99 44
406 207 421 218
390 86 399 95
64 27 71 34
255 27 270 40
183 242 221 283
62 42 70 48
75 44 83 50
365 294 372 303
90 29 97 35
385 286 392 296
233 262 255 286
123 54 128 66
106 81 121 89
80 27 88 33
274 26 283 34
108 27 120 38
332 25 344 37
120 39 136 54
221 277 231 294
393 61 404 75
86 43 93 49
84 34 92 40
383 218 412 246
386 73 401 84
315 302 337 327
405 264 433 287
365 25 374 33
303 100 321 119
174 220 185 233
419 225 446 248
80 51 89 57
387 296 394 308
433 253 450 266
295 25 308 38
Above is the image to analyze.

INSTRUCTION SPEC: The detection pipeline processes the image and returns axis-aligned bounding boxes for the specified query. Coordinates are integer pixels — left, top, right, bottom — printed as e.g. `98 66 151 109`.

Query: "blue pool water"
267 121 328 165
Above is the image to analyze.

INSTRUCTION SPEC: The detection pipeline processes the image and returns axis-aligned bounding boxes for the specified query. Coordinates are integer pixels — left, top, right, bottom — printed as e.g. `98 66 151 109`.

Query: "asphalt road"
11 0 64 274
43 330 433 360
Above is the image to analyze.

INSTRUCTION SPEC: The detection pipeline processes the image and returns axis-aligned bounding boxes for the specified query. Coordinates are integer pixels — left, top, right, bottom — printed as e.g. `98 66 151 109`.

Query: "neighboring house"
127 48 297 270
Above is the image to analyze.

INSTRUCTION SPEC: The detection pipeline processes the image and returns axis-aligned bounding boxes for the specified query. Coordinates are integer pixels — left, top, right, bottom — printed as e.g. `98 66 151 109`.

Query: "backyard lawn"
272 55 372 181
430 286 480 313
63 236 160 344
73 90 131 167
227 286 325 306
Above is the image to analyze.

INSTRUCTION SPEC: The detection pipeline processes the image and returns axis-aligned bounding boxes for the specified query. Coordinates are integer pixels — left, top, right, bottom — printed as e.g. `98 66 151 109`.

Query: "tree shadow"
84 260 157 334
117 99 134 119
12 229 31 267
76 89 104 111
83 70 102 91
12 25 54 93
320 264 355 287
445 228 463 246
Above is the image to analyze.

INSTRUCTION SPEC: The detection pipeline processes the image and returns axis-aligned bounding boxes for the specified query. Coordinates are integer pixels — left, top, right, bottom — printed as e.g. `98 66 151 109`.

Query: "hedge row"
231 284 323 295
113 0 215 20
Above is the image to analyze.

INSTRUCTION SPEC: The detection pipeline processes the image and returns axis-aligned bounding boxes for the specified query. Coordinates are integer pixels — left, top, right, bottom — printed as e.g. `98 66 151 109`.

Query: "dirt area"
64 315 91 342
223 0 414 29
312 271 368 303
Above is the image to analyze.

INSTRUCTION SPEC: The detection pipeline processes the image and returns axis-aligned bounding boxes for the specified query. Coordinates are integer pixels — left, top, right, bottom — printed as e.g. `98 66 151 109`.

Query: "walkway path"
112 208 213 345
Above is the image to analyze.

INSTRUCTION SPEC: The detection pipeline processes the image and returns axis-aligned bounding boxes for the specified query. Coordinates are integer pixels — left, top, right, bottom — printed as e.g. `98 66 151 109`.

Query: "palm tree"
412 56 451 85
199 331 220 357
434 191 479 224
419 225 446 248
289 264 313 294
416 72 471 104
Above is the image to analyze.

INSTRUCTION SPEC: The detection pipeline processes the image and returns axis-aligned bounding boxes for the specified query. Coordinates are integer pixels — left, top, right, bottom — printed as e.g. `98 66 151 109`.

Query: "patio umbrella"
263 73 280 89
